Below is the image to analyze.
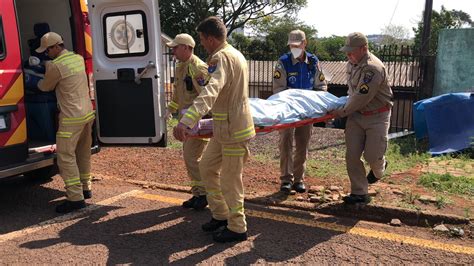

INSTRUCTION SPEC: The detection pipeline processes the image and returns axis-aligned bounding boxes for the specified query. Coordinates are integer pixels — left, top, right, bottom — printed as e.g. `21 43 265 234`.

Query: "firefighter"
331 32 393 204
36 32 95 213
272 29 327 194
166 33 209 210
173 17 255 243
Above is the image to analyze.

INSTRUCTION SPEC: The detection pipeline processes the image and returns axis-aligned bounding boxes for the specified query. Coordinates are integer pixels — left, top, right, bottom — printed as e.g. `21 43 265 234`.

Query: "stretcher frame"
190 114 335 139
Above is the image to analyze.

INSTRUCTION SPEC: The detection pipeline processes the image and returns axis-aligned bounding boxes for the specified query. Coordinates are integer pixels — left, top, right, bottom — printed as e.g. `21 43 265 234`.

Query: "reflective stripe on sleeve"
168 101 179 110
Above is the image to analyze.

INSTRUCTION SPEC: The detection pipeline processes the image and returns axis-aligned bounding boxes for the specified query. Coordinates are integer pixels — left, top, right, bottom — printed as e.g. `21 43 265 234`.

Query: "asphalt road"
0 174 473 264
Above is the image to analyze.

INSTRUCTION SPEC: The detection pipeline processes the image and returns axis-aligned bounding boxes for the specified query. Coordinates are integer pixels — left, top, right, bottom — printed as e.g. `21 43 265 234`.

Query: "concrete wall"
433 28 474 96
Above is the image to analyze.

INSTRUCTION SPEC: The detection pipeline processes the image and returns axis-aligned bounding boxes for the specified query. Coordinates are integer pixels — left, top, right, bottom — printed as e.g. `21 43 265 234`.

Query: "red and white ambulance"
0 0 167 179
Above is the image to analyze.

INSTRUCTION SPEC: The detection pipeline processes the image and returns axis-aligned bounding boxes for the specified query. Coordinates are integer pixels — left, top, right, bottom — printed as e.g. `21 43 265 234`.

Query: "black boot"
182 196 198 208
367 161 388 184
192 195 208 210
83 190 92 199
292 182 306 193
202 218 228 232
55 200 86 213
280 182 292 194
342 194 371 204
213 227 248 243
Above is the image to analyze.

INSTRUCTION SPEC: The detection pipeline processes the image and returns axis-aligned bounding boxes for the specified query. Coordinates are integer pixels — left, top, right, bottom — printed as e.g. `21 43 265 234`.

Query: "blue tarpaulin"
413 93 474 155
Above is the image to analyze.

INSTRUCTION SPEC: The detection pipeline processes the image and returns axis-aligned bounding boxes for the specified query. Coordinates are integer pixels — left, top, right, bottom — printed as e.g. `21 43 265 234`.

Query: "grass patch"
418 173 474 196
385 135 431 174
306 147 346 178
434 194 452 209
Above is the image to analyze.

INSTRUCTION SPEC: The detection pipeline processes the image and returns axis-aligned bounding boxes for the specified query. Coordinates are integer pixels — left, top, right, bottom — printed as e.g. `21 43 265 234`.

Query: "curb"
117 178 471 227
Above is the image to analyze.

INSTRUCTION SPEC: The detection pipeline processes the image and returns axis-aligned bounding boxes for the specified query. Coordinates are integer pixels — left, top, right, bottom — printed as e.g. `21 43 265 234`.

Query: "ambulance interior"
15 0 77 150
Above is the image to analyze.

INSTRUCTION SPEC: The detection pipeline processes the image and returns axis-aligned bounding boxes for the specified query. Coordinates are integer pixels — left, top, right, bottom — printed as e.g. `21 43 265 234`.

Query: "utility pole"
419 0 433 99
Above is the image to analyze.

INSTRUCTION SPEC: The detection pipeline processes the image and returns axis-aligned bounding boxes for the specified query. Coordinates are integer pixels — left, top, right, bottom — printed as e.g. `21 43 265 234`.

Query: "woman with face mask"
272 29 328 194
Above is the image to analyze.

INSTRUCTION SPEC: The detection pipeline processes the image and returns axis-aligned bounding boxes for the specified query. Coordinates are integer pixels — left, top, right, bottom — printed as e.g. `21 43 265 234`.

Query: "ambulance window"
0 17 5 60
103 11 148 58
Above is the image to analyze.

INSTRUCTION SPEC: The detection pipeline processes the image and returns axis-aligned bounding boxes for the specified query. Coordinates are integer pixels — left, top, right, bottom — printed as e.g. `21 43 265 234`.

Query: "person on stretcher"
186 89 347 136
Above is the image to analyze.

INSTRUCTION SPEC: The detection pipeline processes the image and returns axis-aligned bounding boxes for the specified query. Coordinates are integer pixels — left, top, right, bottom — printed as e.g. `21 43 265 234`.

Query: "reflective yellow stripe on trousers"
233 125 255 140
64 177 81 186
62 111 95 125
56 131 73 138
213 112 228 121
229 204 244 213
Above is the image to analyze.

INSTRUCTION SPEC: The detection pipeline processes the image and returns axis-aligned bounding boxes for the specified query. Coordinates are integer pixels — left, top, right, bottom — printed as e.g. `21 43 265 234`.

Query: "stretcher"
188 89 345 138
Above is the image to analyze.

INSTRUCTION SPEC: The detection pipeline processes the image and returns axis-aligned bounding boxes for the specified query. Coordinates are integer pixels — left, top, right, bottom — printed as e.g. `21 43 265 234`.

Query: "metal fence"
379 45 422 133
162 45 424 133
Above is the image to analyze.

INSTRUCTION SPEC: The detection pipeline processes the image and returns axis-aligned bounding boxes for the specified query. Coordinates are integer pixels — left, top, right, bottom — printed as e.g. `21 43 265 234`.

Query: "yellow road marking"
135 193 474 255
134 193 184 205
0 190 143 243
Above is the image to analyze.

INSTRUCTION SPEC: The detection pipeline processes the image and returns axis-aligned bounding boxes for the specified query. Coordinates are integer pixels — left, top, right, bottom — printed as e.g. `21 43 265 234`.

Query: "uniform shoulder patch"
359 84 369 94
363 71 375 83
275 62 283 70
274 70 281 79
319 73 325 82
196 75 210 86
207 58 218 73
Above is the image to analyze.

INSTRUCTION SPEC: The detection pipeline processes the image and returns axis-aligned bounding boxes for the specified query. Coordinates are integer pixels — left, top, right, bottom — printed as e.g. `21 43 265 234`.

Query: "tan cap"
35 32 64 53
340 32 368 53
287 30 306 45
166 33 195 48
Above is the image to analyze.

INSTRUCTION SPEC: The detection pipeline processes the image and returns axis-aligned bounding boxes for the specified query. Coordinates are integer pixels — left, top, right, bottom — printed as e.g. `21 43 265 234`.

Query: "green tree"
249 15 317 57
310 35 346 61
413 6 473 55
159 0 307 41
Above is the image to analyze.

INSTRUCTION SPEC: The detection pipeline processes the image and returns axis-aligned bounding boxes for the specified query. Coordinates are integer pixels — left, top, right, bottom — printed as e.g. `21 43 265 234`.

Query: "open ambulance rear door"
88 0 166 146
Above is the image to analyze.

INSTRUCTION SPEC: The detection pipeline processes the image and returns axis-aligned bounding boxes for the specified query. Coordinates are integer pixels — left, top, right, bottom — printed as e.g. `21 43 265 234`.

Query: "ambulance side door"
88 0 166 146
0 1 28 167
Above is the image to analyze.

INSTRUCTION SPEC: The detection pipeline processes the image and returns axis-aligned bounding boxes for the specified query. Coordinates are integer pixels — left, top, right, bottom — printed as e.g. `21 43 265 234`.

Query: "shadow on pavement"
0 175 64 234
20 203 356 264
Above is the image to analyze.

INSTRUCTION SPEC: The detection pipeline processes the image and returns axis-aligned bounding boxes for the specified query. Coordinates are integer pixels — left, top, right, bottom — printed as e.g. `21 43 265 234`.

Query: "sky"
299 0 474 38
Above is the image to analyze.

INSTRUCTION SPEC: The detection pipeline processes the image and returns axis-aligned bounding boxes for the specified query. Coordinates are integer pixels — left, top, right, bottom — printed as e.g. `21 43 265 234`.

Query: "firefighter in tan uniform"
174 17 255 243
273 30 327 194
166 33 209 210
331 32 393 204
36 32 94 213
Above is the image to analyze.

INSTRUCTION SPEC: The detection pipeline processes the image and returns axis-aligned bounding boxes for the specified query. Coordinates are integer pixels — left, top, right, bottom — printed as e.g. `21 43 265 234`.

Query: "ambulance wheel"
24 165 58 181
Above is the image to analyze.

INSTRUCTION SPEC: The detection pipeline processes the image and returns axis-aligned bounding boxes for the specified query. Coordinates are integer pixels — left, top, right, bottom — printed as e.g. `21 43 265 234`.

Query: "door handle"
134 61 156 84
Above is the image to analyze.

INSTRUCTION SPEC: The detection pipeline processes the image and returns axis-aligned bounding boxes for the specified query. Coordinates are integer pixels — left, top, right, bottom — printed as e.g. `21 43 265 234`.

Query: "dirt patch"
91 127 473 221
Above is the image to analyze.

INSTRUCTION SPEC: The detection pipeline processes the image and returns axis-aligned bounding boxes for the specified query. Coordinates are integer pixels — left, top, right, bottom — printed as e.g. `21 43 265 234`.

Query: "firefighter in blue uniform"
273 29 327 194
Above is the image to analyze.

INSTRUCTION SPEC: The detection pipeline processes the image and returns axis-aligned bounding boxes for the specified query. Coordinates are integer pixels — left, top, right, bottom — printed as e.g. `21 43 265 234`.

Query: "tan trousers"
345 111 391 195
200 139 249 234
56 120 93 201
183 138 208 196
279 124 312 183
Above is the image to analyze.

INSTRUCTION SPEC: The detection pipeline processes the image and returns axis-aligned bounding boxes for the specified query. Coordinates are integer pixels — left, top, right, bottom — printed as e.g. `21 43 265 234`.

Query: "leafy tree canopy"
159 0 307 42
413 5 473 55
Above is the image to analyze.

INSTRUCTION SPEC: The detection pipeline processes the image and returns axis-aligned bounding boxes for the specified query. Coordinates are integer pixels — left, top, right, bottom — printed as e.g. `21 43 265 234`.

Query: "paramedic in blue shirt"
272 29 328 194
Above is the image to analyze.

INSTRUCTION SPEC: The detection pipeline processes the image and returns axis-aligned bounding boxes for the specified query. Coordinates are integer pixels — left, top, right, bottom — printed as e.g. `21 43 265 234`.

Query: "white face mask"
290 47 303 58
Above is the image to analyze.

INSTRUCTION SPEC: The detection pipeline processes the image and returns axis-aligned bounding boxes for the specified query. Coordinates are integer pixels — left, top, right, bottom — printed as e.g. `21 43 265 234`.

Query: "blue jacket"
279 51 319 89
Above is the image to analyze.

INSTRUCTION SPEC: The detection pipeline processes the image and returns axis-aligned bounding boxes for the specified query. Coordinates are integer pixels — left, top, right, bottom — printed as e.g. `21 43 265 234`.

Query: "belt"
360 105 390 116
